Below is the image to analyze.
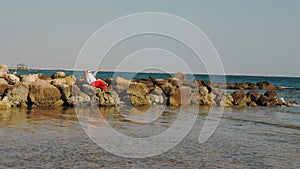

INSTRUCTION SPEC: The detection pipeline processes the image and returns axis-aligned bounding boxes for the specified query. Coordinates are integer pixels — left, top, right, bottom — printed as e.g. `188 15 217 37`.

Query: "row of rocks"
204 81 283 90
0 64 296 108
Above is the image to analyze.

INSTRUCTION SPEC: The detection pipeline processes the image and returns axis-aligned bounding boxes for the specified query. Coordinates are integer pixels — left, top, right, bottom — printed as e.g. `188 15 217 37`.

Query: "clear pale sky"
0 0 299 76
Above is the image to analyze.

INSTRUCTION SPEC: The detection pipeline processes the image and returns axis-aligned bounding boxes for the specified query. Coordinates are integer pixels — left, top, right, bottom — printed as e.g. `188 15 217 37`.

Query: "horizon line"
8 66 300 78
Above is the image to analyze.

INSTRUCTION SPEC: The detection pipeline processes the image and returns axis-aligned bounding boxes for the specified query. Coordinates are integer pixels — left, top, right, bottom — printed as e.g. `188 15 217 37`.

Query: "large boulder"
134 78 154 92
264 90 277 99
160 82 176 97
29 80 62 107
247 91 261 102
0 64 9 78
52 71 66 79
5 74 20 85
256 81 276 90
6 83 29 107
0 78 9 96
191 86 216 106
92 88 120 106
169 86 192 106
218 93 233 107
232 91 249 106
21 74 40 83
113 77 131 94
127 82 151 107
256 95 270 106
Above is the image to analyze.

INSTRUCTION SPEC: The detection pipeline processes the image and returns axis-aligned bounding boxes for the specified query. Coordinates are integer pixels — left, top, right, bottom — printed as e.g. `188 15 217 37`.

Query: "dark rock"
235 83 249 90
248 101 258 107
264 90 277 99
232 91 249 106
247 91 261 102
161 82 176 97
256 81 276 90
256 95 270 106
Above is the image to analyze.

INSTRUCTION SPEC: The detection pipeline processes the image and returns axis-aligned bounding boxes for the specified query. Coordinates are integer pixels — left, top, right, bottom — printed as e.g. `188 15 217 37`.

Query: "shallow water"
0 105 299 168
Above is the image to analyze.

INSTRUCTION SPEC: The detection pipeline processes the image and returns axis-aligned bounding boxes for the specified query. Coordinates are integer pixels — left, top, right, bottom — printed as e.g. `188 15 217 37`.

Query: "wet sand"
0 106 300 168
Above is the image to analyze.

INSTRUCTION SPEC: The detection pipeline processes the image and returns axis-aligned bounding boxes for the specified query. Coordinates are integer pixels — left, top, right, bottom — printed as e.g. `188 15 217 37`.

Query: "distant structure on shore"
16 63 29 71
9 63 29 71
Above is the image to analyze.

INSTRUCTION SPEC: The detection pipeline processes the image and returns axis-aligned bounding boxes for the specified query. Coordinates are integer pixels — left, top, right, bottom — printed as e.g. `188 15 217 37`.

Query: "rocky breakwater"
0 64 297 109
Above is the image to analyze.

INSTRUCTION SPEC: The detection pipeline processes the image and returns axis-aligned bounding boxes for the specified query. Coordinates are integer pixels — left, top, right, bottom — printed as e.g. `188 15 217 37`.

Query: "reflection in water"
0 107 78 130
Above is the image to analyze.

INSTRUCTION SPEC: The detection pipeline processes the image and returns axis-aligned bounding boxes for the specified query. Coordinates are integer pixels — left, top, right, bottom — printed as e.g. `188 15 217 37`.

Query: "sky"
0 0 299 76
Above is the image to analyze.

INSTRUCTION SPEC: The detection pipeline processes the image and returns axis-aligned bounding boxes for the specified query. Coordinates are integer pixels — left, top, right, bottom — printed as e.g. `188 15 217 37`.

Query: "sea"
0 69 299 168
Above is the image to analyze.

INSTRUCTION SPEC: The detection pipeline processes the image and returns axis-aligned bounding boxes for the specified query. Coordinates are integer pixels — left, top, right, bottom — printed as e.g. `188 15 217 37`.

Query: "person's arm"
84 67 88 81
93 66 102 77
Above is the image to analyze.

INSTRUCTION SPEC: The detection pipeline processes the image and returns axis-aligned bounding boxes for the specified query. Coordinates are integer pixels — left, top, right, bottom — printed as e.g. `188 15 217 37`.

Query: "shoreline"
0 63 298 109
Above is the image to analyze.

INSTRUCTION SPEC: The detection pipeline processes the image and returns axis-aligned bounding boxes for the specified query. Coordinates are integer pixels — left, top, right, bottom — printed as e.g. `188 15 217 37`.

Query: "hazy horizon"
1 0 299 76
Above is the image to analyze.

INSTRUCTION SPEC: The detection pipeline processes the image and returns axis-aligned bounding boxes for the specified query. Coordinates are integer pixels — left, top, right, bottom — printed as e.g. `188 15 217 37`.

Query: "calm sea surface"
1 70 299 168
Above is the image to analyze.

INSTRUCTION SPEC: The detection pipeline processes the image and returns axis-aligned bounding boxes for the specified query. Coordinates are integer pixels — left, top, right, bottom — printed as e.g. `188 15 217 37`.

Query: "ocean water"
1 69 299 168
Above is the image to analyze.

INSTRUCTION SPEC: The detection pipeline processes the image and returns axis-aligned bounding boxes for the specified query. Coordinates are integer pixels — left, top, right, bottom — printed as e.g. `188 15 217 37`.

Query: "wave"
281 86 300 90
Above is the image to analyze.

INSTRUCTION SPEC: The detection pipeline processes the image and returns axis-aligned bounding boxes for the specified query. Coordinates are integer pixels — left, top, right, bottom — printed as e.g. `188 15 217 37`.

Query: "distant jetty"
0 64 297 109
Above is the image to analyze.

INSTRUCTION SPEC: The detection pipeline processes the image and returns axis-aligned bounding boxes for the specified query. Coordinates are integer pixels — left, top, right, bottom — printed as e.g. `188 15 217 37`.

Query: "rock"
134 78 154 92
191 86 216 106
0 78 9 96
51 78 67 87
218 93 233 107
174 72 189 81
0 97 11 109
65 75 76 85
29 80 62 107
194 80 203 87
232 91 249 106
211 87 224 96
149 87 165 105
21 74 40 83
256 81 275 90
180 86 192 105
149 94 164 105
249 101 258 107
68 92 90 106
6 83 29 107
0 64 9 78
92 88 120 106
161 82 176 97
151 86 163 95
54 99 64 107
256 95 270 106
234 83 249 90
201 81 212 93
82 84 96 97
168 78 181 87
247 91 260 101
169 88 181 106
264 90 277 99
153 79 167 86
127 82 151 107
5 74 20 85
113 77 131 94
52 72 66 79
191 90 200 105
